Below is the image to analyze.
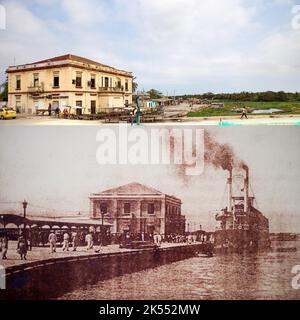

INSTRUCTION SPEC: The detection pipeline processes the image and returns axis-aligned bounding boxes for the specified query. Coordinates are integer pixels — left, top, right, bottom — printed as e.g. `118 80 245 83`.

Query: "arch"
5 223 18 229
41 225 51 229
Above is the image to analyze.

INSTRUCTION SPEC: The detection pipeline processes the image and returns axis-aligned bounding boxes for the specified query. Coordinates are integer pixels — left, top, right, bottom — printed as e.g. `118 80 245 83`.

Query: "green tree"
0 77 8 101
147 89 163 99
276 91 288 101
132 77 138 93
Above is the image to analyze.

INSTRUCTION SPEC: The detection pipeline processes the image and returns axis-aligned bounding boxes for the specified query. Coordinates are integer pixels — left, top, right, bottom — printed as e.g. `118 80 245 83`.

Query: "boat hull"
214 229 271 254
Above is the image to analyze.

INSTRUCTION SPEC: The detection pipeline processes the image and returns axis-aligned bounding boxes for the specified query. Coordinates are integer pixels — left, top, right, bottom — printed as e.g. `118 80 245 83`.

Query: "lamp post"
0 215 5 230
22 200 28 233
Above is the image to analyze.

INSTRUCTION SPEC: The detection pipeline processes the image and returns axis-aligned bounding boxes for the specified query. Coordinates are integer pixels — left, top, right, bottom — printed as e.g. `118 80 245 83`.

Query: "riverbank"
187 101 300 118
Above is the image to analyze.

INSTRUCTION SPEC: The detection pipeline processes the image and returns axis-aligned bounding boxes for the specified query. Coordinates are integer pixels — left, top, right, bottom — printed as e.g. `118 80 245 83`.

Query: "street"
1 115 300 126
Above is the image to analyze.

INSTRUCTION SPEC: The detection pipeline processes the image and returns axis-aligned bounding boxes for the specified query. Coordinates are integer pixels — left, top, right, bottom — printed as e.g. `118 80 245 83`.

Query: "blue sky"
0 0 299 94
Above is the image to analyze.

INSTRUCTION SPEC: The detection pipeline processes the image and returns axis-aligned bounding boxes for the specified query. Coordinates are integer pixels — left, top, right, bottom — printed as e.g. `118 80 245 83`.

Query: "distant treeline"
177 91 300 102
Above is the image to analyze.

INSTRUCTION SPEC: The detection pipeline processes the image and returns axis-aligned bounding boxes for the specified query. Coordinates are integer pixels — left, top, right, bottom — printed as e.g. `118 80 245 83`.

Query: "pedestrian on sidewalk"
62 232 70 251
0 231 8 260
71 231 79 252
27 230 32 251
48 231 57 253
241 107 248 119
131 108 137 126
55 107 60 118
85 232 93 250
48 103 52 116
17 233 28 260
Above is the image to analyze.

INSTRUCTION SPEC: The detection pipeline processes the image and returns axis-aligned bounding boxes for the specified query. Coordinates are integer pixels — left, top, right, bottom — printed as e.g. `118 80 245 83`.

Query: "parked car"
0 107 17 119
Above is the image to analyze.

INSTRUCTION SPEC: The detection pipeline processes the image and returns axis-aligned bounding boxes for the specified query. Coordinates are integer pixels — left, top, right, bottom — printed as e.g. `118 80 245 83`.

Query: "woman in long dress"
1 232 8 260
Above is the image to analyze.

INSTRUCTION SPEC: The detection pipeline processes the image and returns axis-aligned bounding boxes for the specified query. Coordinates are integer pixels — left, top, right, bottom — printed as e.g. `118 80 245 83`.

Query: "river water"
60 241 300 300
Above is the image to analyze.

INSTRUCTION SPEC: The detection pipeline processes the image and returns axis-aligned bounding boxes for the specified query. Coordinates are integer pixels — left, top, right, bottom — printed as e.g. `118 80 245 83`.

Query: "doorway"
76 101 82 116
91 100 96 114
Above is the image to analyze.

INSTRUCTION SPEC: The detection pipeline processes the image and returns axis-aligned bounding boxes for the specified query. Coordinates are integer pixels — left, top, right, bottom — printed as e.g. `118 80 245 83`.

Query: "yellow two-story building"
7 54 133 114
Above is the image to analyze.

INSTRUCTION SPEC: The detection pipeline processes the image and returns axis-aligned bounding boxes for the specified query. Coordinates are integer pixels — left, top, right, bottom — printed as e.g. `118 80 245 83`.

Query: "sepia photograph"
0 125 300 301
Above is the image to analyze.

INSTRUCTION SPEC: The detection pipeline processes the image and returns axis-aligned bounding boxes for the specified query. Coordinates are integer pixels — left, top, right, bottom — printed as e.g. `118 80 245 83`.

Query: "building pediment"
93 182 164 196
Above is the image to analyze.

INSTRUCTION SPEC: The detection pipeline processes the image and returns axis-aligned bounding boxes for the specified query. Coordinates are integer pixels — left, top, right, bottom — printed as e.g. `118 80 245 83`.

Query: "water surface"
60 241 300 300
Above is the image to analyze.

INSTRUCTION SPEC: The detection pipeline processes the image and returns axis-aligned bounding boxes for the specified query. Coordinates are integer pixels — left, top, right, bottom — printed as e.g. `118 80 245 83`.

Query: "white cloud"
61 0 107 26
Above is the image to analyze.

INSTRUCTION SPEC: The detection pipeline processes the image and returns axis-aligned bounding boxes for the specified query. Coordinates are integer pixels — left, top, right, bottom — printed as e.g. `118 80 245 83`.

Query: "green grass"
187 101 300 117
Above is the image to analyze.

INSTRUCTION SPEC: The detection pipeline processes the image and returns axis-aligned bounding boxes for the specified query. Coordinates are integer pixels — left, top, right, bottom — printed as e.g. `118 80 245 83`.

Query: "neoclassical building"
7 54 133 114
89 182 186 236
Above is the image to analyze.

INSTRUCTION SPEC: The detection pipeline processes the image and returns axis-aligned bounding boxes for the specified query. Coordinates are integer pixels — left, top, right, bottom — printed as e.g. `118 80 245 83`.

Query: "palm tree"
147 89 163 99
132 77 138 93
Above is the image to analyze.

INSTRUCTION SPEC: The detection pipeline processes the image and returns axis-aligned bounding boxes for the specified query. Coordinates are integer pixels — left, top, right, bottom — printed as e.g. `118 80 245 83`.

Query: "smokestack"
227 170 233 213
244 167 249 213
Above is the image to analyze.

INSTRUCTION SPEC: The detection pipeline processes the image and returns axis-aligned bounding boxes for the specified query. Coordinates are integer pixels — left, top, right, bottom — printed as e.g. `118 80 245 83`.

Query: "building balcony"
28 83 44 93
99 86 125 93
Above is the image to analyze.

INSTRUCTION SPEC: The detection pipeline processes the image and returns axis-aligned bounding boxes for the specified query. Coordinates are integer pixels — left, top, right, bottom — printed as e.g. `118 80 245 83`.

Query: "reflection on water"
60 241 300 300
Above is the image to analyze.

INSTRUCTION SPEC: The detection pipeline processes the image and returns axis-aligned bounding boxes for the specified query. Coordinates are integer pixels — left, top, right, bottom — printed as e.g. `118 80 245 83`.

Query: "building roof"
7 54 132 77
94 182 164 196
91 182 182 203
31 54 123 72
0 213 112 227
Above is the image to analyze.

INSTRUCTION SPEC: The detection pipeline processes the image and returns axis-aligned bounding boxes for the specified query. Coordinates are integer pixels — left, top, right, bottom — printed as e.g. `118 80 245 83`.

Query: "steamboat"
214 166 271 253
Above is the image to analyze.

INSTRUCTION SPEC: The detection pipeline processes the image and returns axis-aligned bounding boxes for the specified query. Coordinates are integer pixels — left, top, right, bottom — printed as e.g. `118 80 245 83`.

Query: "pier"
0 242 205 300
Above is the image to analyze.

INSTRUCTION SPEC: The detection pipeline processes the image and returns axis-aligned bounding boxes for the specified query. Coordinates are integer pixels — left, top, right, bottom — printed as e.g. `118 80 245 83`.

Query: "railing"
99 86 124 93
28 83 44 93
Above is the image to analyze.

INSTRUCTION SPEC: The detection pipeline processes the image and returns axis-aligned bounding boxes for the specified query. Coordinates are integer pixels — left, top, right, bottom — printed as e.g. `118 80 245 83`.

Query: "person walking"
27 230 32 251
17 233 28 260
85 232 93 250
48 231 57 253
63 108 69 119
55 107 60 118
131 108 136 126
241 107 248 119
71 231 79 252
62 232 70 251
0 232 8 260
48 103 52 116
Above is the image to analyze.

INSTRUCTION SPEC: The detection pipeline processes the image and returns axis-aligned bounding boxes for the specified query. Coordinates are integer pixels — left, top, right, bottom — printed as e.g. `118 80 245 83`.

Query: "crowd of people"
0 229 209 261
0 229 108 261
